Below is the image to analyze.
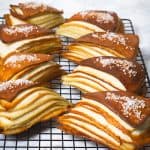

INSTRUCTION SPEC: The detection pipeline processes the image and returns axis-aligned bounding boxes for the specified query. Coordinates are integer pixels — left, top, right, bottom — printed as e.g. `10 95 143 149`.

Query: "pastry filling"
56 21 105 39
28 13 64 29
10 61 62 82
58 98 135 150
62 43 125 63
0 35 61 57
62 65 126 92
0 86 69 134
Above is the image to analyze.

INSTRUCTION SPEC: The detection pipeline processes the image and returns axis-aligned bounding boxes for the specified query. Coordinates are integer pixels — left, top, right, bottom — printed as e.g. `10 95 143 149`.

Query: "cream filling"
62 75 106 92
13 90 54 110
12 101 65 127
75 66 126 91
62 72 117 91
62 77 97 92
7 14 26 25
70 44 116 57
57 26 92 39
4 106 66 134
11 87 60 110
28 13 63 25
14 7 24 15
0 86 67 129
63 118 120 146
29 69 53 82
44 17 64 29
70 46 103 57
3 106 65 134
73 106 132 142
0 95 60 119
39 17 63 28
11 62 56 81
28 13 58 24
0 105 5 111
23 63 56 81
0 35 56 58
13 89 62 110
64 52 88 60
61 122 118 149
0 101 66 130
82 98 134 131
56 21 104 39
14 87 57 100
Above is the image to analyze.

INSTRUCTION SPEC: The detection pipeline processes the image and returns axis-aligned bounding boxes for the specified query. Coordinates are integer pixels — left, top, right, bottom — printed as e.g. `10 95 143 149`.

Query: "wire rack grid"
0 18 150 150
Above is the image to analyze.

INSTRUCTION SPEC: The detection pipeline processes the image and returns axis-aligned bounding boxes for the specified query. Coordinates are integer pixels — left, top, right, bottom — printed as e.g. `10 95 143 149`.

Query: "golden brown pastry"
56 10 124 39
62 56 145 94
0 53 63 82
58 91 150 150
4 2 64 29
62 32 139 63
0 24 62 58
0 79 71 134
0 24 50 43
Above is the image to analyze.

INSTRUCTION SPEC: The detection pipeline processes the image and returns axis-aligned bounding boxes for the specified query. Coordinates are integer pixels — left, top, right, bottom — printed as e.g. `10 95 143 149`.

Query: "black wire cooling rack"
0 18 150 150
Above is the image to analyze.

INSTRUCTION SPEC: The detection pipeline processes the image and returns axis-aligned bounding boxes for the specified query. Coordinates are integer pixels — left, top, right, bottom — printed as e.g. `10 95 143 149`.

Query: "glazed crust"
76 32 139 59
58 91 150 150
0 79 70 135
0 79 41 102
79 56 145 93
10 2 63 20
0 53 52 81
62 32 139 64
0 24 51 43
4 14 27 26
83 91 150 127
67 10 121 32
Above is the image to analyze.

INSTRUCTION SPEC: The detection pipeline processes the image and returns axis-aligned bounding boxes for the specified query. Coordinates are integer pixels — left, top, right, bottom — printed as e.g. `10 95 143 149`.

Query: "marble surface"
0 0 150 76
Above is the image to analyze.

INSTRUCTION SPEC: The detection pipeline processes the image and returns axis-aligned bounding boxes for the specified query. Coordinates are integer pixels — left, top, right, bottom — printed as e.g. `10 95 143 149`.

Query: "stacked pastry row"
0 3 69 134
54 5 149 150
5 2 124 34
58 91 150 150
0 24 63 82
59 33 150 150
61 32 145 94
0 79 71 134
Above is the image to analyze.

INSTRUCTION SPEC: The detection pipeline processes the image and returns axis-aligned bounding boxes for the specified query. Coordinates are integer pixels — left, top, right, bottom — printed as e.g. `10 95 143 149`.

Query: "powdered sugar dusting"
101 32 126 45
96 12 114 23
21 2 48 10
95 57 137 77
91 32 132 50
0 79 34 93
4 25 39 37
79 11 88 18
79 11 114 23
91 33 99 38
105 92 146 119
4 54 40 68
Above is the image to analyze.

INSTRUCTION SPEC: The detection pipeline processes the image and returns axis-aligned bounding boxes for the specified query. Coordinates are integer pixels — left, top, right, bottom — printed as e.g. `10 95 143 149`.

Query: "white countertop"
1 0 150 76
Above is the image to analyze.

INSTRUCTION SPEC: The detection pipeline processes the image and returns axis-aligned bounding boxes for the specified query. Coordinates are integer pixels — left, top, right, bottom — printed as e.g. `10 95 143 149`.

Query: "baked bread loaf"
62 32 139 63
0 24 62 58
56 10 124 39
4 2 64 29
62 56 145 94
58 91 150 150
0 79 71 134
0 53 63 82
